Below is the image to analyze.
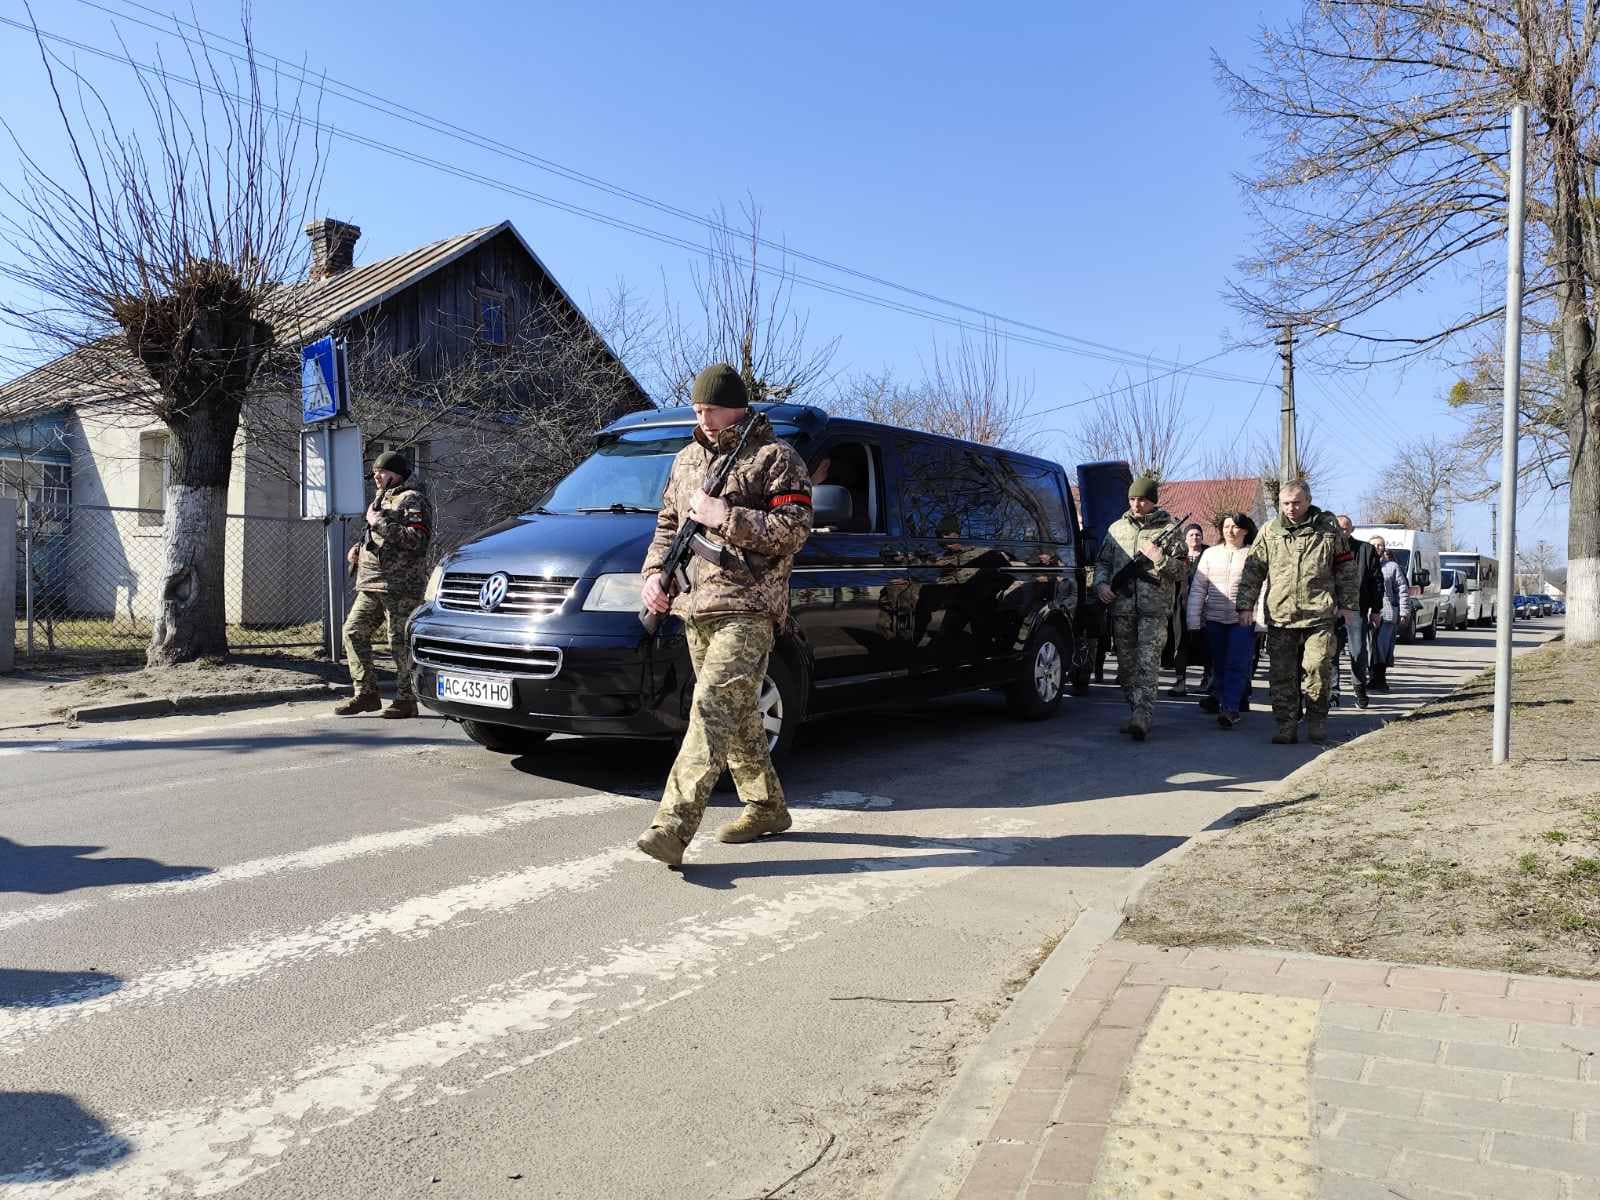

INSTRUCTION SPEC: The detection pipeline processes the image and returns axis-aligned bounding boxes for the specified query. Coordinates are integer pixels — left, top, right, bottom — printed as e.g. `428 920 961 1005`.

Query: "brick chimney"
305 218 361 282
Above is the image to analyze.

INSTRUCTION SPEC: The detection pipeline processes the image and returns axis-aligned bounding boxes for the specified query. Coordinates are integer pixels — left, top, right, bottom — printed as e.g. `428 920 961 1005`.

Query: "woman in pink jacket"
1186 513 1261 728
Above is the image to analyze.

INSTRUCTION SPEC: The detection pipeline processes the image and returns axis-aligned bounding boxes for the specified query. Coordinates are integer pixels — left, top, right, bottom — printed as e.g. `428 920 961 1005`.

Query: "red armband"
769 492 811 509
1335 551 1353 563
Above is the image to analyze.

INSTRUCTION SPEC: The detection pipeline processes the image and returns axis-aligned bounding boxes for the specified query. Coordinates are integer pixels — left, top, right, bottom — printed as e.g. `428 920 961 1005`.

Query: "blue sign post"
301 335 346 424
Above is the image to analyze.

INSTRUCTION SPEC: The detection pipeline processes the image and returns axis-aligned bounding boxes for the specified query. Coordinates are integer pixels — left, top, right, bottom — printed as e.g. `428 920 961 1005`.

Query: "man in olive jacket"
635 364 814 867
1092 475 1188 740
1235 480 1358 744
336 449 432 719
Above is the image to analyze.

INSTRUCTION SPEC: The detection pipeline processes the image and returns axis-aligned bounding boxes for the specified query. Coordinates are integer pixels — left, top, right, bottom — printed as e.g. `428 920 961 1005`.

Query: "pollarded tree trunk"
136 306 270 666
1566 392 1600 643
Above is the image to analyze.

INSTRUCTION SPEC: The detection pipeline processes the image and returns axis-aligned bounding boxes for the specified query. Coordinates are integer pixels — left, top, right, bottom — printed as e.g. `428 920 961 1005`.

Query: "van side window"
994 456 1071 542
808 441 883 533
896 439 986 537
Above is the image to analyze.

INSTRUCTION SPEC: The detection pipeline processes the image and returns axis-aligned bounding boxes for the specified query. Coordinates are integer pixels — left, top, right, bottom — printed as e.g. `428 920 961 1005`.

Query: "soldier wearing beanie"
635 363 815 866
1091 474 1187 740
335 448 433 718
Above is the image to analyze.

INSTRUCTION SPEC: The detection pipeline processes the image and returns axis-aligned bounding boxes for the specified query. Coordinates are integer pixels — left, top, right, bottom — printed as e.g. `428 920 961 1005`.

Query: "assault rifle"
349 483 394 583
1105 511 1193 596
639 414 759 635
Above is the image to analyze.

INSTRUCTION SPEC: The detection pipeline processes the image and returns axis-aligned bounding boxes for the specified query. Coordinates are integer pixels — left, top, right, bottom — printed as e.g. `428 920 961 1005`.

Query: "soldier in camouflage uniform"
1233 479 1358 745
636 364 815 867
334 449 432 719
1092 475 1188 740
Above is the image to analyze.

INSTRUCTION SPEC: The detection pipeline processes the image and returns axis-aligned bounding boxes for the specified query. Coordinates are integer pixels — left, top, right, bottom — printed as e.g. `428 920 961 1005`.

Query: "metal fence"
12 503 356 667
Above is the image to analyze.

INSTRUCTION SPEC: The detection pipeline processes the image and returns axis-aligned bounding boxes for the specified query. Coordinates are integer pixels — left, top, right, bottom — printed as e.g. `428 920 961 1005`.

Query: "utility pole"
1492 103 1528 766
1274 324 1298 487
1490 504 1498 557
1443 476 1455 550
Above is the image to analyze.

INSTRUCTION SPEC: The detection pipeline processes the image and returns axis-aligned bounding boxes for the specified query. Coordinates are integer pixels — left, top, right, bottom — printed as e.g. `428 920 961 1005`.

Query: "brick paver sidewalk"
954 941 1600 1200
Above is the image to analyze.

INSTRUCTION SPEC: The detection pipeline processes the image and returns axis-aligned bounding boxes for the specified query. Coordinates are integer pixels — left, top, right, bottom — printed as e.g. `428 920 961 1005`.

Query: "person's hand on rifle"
1142 537 1166 568
641 573 673 615
365 507 383 529
1096 583 1115 605
346 545 360 566
688 489 729 530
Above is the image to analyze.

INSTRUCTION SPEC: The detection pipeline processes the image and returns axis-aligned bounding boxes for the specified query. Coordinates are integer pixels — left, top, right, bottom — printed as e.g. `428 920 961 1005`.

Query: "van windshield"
535 427 695 514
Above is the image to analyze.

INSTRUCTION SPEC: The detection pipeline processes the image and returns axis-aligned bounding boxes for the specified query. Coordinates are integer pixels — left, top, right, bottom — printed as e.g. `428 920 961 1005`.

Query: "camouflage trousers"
1111 611 1169 720
343 590 419 699
654 614 785 842
1266 625 1337 726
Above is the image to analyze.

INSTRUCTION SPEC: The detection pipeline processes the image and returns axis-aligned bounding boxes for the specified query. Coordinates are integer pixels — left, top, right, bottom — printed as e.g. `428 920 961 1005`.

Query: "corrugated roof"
0 220 643 417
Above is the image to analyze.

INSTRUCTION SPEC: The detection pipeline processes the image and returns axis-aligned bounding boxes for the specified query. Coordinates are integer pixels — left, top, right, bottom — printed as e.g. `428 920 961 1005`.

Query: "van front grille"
438 572 576 617
414 636 563 678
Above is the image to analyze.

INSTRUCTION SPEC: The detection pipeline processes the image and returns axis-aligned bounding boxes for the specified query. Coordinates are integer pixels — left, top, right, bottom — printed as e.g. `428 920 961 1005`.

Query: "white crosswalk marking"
0 826 1027 1198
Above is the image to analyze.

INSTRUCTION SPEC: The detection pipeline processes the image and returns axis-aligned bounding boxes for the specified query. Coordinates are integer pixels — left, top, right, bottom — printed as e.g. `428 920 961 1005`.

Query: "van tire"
1422 616 1438 640
1007 624 1068 720
460 720 552 755
761 654 802 761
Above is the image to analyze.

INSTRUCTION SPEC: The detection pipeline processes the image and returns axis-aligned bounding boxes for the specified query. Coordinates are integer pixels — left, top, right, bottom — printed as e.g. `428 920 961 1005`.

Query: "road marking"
0 790 648 934
0 824 1029 1197
0 711 367 757
0 804 875 1043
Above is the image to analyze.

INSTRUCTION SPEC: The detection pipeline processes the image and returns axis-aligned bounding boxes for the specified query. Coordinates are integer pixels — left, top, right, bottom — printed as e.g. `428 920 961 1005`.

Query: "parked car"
407 403 1105 758
1437 568 1470 631
1513 594 1532 619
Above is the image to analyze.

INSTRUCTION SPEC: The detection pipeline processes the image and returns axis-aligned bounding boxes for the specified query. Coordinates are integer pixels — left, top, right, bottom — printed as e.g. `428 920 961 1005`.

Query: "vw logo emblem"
479 571 511 612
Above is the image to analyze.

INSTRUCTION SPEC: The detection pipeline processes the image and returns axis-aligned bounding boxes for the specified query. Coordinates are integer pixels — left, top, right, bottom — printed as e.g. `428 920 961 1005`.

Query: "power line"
32 0 1262 386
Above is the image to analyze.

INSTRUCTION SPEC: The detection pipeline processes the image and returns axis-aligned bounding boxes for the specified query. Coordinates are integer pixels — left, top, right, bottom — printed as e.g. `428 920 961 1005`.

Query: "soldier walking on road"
635 364 815 867
335 450 432 719
1234 480 1358 745
1093 475 1188 741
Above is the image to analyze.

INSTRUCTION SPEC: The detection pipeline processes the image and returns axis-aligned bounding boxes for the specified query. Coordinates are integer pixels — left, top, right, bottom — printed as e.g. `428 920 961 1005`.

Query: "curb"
885 907 1124 1200
68 683 341 723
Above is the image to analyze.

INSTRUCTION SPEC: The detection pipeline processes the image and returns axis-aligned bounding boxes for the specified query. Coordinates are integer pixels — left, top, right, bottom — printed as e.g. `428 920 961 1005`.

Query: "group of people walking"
1095 474 1411 746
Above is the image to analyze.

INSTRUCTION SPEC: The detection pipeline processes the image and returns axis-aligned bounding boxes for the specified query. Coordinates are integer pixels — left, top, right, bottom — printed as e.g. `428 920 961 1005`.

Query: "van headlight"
423 562 446 604
583 572 647 612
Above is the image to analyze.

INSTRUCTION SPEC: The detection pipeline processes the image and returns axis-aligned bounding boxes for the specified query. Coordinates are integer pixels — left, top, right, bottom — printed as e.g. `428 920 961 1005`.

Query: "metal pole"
22 495 33 660
1277 325 1298 486
1492 103 1528 765
324 423 343 663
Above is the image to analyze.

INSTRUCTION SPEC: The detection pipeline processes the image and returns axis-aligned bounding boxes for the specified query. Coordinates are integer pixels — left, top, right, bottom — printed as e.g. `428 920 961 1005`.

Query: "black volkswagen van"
408 404 1097 756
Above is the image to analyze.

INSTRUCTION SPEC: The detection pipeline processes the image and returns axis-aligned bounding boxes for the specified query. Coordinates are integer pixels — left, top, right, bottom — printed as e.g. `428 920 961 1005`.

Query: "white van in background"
1440 552 1499 626
1352 525 1442 641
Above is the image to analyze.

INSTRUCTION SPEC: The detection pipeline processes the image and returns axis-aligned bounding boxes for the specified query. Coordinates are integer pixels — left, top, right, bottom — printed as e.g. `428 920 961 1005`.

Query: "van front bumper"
408 609 690 739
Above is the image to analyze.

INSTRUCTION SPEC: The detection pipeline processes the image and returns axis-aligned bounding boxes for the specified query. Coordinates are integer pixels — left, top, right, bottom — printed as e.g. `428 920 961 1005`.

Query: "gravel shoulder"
1126 640 1600 980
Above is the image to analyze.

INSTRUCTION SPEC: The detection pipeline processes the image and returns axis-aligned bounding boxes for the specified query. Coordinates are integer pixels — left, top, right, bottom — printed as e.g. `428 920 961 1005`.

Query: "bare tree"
659 201 837 405
339 290 654 546
1446 337 1569 499
1069 371 1191 479
1358 437 1465 532
1518 538 1561 589
836 327 1037 449
0 6 322 664
1220 1 1600 643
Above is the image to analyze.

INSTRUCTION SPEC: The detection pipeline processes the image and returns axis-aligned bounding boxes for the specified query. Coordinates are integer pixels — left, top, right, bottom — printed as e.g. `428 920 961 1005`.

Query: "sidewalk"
938 938 1600 1200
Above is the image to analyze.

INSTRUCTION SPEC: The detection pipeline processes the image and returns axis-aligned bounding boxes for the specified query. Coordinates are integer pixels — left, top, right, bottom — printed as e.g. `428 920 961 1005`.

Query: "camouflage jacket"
1092 507 1189 620
355 483 433 596
1234 505 1358 628
642 412 814 625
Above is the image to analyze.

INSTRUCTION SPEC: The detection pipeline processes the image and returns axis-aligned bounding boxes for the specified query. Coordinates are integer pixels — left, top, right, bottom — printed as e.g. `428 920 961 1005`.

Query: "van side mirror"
813 484 853 529
1420 569 1431 588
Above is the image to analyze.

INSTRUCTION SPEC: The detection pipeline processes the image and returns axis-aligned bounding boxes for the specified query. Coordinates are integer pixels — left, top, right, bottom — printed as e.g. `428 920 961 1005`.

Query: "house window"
138 432 170 527
477 289 508 346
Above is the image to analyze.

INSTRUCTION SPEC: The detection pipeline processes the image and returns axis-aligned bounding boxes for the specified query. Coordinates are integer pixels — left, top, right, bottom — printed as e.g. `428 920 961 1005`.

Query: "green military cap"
1128 475 1159 502
690 363 749 409
374 449 411 479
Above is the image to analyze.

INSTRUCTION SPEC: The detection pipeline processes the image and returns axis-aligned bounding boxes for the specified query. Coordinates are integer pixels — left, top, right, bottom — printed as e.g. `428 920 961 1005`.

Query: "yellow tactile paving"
1091 987 1319 1200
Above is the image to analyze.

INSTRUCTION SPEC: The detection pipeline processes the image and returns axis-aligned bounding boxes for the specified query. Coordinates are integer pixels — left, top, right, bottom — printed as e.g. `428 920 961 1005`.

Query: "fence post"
1 497 15 673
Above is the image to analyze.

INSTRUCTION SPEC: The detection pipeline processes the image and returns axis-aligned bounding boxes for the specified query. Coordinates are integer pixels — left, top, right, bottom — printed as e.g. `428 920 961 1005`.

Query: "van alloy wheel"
1033 638 1063 703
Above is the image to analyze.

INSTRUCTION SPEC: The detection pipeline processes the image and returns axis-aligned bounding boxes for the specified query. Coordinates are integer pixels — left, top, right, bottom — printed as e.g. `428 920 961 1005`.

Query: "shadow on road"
0 1092 130 1182
676 829 1188 890
0 836 209 895
0 968 121 1009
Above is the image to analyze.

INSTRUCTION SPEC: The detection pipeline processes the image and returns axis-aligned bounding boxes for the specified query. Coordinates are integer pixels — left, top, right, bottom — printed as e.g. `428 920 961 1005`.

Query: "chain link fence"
12 503 357 667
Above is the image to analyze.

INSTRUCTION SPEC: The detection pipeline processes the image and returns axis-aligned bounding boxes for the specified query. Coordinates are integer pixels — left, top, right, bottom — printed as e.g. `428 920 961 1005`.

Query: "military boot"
636 825 686 867
1306 717 1328 744
1129 712 1151 742
381 695 418 720
716 806 793 844
1119 717 1138 736
1354 682 1369 709
333 690 382 717
1271 723 1299 745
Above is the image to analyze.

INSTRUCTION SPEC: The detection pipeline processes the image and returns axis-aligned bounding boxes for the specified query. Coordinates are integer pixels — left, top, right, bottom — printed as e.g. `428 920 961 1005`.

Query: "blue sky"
0 0 1568 559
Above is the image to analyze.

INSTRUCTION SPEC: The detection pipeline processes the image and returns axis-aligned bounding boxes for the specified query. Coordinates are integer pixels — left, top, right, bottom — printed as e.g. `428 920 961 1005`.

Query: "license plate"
435 672 513 709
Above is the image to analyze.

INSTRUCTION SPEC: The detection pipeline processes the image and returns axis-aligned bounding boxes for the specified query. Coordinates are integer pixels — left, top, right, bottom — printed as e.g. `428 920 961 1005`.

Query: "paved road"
0 620 1563 1200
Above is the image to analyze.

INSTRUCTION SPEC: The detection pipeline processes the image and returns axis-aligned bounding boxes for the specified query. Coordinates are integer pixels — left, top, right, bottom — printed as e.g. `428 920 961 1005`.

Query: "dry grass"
1126 642 1600 980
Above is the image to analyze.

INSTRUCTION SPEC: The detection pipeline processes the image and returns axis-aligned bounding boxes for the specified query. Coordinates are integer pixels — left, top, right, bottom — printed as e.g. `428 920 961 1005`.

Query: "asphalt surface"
0 619 1564 1200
